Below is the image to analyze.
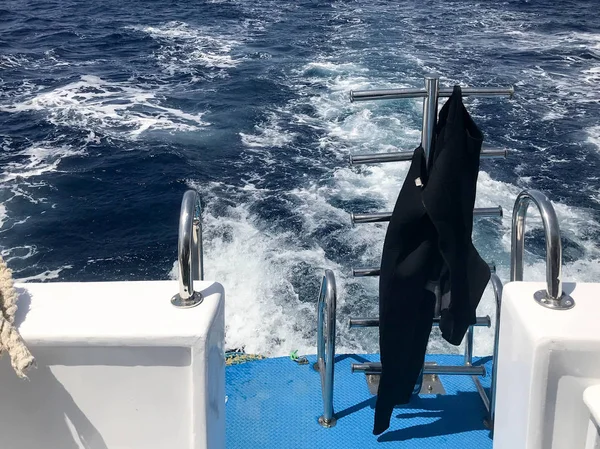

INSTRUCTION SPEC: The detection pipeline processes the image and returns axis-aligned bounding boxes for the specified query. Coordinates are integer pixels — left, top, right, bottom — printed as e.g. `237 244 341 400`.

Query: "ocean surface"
1 0 599 356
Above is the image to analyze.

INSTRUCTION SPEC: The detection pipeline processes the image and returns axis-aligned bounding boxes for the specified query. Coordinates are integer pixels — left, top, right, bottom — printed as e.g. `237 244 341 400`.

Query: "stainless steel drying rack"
315 74 514 429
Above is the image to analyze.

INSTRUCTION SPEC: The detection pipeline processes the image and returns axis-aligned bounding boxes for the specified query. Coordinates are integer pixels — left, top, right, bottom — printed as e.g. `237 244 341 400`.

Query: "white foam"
0 51 80 71
1 75 208 139
582 66 600 84
587 125 600 152
240 112 297 149
301 61 369 76
131 22 242 74
0 245 37 261
503 29 600 110
84 131 101 144
570 32 600 50
0 54 31 69
0 139 83 236
15 265 72 283
0 204 7 230
0 142 85 183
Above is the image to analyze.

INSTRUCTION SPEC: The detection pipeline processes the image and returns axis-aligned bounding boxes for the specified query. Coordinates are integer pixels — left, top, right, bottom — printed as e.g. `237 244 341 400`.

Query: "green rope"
290 349 308 365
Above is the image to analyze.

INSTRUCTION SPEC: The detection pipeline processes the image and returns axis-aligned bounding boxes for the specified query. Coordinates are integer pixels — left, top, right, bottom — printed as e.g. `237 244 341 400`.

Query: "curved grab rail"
489 272 503 429
316 269 337 428
171 190 204 308
510 189 574 310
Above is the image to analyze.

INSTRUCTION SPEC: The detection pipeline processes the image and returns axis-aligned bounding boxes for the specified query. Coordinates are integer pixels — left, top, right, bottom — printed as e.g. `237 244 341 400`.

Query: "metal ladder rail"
315 269 338 428
171 189 204 309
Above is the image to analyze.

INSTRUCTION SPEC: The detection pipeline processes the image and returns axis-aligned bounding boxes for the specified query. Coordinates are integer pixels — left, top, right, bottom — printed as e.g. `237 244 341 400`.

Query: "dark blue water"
1 0 599 354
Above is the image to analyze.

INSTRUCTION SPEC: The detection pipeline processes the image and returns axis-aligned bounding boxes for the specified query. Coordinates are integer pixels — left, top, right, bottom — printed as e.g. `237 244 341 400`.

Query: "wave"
1 75 209 138
0 142 85 184
0 204 7 231
14 265 73 283
587 125 600 152
0 138 84 237
0 54 32 69
240 112 298 149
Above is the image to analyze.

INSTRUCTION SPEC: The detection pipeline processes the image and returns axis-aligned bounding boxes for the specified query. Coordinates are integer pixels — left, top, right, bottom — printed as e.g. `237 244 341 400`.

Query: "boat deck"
226 353 493 448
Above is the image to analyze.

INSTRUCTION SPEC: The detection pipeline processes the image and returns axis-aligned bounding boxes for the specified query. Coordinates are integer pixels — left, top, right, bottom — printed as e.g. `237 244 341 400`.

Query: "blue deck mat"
226 353 493 448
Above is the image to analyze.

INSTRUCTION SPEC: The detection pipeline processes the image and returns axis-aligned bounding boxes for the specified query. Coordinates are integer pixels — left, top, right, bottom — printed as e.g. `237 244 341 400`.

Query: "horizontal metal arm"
351 206 502 224
350 148 507 165
350 86 514 102
351 363 486 376
352 263 496 277
349 316 491 328
352 267 381 277
351 87 427 101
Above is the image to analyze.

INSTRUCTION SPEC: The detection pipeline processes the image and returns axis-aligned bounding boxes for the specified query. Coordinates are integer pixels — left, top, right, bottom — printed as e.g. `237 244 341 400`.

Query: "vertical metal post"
316 282 325 370
421 75 439 167
317 270 337 428
464 326 474 366
193 214 204 281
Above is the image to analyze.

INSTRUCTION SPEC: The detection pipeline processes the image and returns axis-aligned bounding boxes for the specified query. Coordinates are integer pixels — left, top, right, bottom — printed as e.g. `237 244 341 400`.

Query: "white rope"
0 257 35 378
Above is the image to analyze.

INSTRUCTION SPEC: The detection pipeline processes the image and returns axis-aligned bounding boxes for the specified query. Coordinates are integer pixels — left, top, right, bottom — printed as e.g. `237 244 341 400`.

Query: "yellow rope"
225 352 265 366
0 256 35 378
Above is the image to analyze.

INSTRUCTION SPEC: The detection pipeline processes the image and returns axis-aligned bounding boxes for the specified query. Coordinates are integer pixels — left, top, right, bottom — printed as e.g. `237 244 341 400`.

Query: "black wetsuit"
374 85 491 435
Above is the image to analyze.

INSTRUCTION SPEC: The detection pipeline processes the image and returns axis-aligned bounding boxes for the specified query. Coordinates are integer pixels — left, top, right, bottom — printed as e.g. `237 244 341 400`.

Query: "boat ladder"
315 74 571 430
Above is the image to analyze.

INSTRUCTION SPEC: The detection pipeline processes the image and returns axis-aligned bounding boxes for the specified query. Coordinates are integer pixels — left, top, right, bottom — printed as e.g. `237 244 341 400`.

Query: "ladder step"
349 316 491 328
351 206 502 224
350 148 507 166
351 362 486 376
353 263 496 277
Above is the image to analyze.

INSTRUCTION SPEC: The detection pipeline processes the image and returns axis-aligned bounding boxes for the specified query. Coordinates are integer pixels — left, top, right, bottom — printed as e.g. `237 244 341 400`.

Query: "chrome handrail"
488 272 503 429
171 190 204 308
316 269 337 428
510 189 574 310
